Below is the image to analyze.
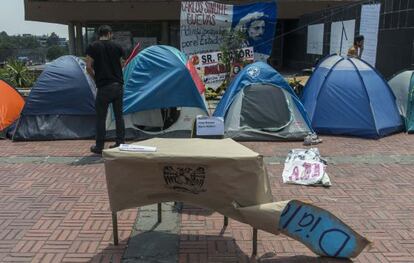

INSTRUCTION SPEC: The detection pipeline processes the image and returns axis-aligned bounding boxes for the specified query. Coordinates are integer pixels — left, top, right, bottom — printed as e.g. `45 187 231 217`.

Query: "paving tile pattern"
1 134 414 262
0 141 136 263
179 134 414 263
242 133 414 157
178 161 414 262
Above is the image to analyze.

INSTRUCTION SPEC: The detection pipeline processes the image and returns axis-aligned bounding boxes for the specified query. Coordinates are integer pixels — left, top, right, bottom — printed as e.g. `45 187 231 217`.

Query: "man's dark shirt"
86 40 125 88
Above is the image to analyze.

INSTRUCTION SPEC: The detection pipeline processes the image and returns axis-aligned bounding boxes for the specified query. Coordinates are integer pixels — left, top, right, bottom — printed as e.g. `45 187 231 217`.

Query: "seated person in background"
347 35 364 58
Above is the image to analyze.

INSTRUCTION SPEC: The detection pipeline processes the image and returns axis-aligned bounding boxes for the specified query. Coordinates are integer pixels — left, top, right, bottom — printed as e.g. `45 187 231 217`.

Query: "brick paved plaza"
0 134 413 262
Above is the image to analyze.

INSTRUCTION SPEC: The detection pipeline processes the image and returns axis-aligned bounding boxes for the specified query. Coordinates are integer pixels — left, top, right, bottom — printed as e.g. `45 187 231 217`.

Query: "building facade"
284 0 414 78
25 0 369 70
25 0 414 75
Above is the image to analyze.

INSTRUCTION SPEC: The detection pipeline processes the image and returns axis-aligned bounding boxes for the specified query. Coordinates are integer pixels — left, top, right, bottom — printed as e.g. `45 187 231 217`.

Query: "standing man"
86 25 125 155
347 35 364 58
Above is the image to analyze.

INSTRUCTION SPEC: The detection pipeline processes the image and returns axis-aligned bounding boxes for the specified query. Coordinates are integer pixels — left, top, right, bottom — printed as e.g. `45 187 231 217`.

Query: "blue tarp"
213 62 312 129
123 45 207 114
22 56 95 115
302 55 403 138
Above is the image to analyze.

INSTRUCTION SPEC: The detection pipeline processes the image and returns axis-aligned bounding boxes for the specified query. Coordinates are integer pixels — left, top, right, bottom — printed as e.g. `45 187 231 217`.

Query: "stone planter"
16 88 31 98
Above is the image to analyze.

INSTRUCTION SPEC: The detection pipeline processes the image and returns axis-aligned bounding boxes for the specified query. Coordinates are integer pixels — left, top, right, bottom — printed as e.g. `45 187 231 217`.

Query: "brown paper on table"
103 138 369 258
104 138 273 223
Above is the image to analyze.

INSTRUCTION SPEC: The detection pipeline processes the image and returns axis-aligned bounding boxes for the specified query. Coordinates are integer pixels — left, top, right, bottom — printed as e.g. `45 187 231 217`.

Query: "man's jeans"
95 83 125 149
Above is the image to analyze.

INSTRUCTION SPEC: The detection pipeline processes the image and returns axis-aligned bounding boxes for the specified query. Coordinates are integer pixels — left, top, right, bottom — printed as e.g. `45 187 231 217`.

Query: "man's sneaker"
310 133 322 143
304 133 322 146
90 145 103 155
303 135 312 146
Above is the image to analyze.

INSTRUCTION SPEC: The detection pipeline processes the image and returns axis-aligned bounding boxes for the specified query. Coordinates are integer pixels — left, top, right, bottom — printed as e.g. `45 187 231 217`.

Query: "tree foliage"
47 32 60 47
0 31 41 61
46 45 67 61
215 29 246 94
0 31 68 63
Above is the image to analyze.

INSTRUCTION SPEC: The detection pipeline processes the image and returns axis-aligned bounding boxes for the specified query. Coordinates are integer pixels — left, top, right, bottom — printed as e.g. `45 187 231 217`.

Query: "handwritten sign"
180 1 277 61
279 200 369 258
330 20 355 56
190 47 254 88
180 2 232 55
282 148 331 186
284 160 325 184
307 24 324 55
360 4 381 66
193 47 254 67
196 116 224 136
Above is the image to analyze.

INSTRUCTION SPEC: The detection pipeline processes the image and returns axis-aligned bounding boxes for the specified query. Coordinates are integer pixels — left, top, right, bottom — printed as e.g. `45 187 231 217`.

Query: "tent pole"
112 212 119 245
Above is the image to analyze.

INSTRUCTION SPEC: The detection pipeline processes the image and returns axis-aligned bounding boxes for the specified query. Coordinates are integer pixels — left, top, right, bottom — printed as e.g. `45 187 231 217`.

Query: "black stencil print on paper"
163 165 207 194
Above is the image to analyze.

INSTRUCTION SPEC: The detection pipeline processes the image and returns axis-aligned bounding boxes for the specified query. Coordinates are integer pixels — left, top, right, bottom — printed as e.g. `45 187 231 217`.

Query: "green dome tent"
389 70 414 133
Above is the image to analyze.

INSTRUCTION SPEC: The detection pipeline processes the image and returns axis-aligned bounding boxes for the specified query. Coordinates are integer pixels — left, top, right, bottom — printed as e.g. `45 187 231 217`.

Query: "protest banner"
189 47 254 89
180 1 277 62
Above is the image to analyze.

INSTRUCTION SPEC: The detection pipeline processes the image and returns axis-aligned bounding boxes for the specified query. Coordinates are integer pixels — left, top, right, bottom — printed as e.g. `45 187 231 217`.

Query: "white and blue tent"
213 62 313 141
106 45 208 139
388 70 414 133
12 56 96 141
302 55 403 138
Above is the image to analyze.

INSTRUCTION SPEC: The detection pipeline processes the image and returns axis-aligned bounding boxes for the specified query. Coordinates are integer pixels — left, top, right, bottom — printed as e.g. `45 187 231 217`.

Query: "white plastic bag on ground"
282 148 331 187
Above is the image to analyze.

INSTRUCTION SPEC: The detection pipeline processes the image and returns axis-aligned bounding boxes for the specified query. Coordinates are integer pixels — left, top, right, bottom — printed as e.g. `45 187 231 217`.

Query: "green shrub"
1 60 36 88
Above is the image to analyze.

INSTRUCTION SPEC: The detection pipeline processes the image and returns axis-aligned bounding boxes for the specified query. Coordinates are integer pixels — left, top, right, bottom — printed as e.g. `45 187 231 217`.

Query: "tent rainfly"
12 55 96 141
213 62 313 141
106 45 208 140
302 55 403 138
0 80 25 138
389 70 414 133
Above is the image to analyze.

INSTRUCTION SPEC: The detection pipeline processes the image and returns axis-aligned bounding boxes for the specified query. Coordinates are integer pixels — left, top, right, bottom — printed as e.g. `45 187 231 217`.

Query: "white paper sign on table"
119 144 157 152
196 116 224 136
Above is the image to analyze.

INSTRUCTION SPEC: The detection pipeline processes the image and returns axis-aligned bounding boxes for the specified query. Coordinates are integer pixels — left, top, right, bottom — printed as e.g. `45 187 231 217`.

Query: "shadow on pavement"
89 231 353 263
176 202 215 217
69 155 103 166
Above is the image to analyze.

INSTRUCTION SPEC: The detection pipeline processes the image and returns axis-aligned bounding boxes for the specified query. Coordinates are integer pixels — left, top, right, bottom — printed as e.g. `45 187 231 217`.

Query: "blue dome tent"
213 62 313 141
302 55 403 138
106 45 208 139
12 56 96 141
